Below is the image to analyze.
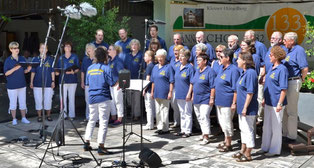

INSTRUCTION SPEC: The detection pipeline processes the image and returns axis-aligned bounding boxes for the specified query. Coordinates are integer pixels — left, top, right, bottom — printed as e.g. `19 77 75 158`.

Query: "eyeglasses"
11 47 19 50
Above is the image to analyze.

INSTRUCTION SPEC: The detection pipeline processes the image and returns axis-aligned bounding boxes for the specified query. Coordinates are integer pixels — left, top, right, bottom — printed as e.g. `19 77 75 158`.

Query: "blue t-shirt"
232 47 241 67
115 38 132 62
282 45 308 78
255 40 267 66
252 53 261 75
264 45 288 74
170 57 181 76
191 66 215 104
236 68 258 115
264 64 288 107
211 60 222 76
108 56 124 84
174 63 194 100
31 56 54 87
145 36 167 51
144 62 155 93
124 51 143 79
92 40 109 50
57 54 80 84
214 64 240 107
190 42 216 69
151 64 174 99
167 44 189 62
81 56 93 85
4 55 27 89
86 63 114 104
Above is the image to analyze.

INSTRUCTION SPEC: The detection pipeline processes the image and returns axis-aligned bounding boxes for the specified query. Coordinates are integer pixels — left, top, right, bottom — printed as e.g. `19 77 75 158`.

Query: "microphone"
79 2 97 17
57 2 97 19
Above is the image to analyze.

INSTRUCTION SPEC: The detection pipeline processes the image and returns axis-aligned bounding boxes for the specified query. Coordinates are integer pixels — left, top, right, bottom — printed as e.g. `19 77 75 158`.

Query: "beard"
229 44 239 51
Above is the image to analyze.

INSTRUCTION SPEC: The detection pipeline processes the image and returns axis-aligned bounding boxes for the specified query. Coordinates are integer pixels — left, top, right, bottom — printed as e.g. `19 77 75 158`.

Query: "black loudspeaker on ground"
139 147 162 168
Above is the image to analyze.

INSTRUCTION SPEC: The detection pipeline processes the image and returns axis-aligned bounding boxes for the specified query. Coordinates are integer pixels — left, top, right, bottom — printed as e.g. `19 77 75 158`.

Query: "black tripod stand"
38 15 99 167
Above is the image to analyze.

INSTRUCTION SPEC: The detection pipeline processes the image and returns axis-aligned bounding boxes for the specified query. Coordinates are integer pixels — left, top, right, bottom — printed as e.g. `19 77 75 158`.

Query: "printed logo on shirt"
234 54 237 59
239 77 243 85
88 69 104 75
45 62 51 68
160 70 166 76
69 59 74 64
220 73 226 80
176 63 180 67
270 72 275 79
110 64 114 69
200 74 205 80
285 56 290 62
134 58 139 62
181 72 187 78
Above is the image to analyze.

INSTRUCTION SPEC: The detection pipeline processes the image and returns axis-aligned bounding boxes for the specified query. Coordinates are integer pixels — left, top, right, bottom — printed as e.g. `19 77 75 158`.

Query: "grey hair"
9 41 19 49
85 43 96 56
246 30 255 36
195 43 207 52
228 35 238 42
156 49 167 58
129 39 141 49
284 32 298 42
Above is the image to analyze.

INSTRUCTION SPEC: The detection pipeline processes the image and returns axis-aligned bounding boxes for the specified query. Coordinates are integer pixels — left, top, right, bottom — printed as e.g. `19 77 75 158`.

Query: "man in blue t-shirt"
282 32 308 142
92 29 109 49
115 28 132 62
145 24 167 51
167 33 189 62
228 35 241 66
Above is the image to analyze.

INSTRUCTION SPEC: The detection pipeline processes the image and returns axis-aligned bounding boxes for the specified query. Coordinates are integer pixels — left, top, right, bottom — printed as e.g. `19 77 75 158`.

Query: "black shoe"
46 116 53 121
98 146 112 155
37 117 42 122
158 131 170 135
154 130 162 134
83 142 92 151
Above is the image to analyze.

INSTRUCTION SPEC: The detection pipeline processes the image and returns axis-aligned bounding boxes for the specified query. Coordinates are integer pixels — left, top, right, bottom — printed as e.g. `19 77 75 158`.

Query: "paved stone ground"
0 114 313 168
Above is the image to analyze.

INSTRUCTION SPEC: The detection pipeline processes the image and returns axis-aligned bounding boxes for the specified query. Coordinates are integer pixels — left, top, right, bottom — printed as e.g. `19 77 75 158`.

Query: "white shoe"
12 119 18 125
196 135 203 141
143 125 153 130
200 139 209 145
21 117 30 124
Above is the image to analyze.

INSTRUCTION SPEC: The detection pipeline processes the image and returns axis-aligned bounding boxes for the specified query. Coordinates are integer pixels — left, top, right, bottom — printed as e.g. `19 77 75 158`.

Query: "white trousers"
33 87 54 110
110 85 124 117
144 92 155 128
171 90 180 125
194 104 212 135
177 99 193 134
239 115 256 148
216 106 234 137
257 75 264 122
262 105 285 155
60 84 77 118
283 79 301 140
84 86 90 119
7 87 27 113
155 98 170 131
85 100 111 144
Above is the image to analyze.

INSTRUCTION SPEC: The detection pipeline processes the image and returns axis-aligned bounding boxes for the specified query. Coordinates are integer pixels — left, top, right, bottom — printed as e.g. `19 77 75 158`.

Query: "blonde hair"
129 39 141 50
110 45 122 55
85 43 96 56
9 41 19 49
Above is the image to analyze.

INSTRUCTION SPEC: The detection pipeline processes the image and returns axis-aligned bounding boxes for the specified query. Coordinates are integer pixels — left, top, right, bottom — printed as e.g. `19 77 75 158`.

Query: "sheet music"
127 79 150 91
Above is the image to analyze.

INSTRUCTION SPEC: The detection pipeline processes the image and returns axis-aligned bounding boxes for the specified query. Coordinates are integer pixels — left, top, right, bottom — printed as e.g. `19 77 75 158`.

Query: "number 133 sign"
266 8 307 44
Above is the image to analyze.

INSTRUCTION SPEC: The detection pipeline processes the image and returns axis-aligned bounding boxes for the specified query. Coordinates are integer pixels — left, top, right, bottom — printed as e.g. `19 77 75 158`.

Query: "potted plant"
301 70 314 93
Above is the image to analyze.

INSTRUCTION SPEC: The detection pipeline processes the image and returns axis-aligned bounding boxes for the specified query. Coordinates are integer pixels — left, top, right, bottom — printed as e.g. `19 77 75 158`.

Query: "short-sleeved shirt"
236 68 258 115
232 47 241 67
4 55 27 89
92 40 109 50
115 38 132 62
191 66 215 104
190 42 216 69
264 64 288 107
124 51 143 79
282 45 308 78
252 53 261 75
144 62 155 93
167 44 189 62
146 36 167 51
214 64 240 107
174 63 194 100
170 58 181 76
86 63 114 104
211 60 222 76
81 56 93 85
108 56 124 84
151 64 174 99
31 56 54 87
57 54 80 84
255 40 267 65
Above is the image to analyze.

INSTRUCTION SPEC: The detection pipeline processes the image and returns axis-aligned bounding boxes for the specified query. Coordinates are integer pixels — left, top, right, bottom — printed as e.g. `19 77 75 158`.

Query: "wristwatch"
278 103 283 107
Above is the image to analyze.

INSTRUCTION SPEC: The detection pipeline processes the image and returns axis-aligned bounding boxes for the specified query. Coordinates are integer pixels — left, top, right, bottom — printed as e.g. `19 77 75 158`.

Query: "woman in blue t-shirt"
84 47 114 155
81 43 96 121
4 42 32 125
30 43 55 122
214 48 240 152
260 46 288 156
191 53 215 145
174 48 194 137
233 52 258 162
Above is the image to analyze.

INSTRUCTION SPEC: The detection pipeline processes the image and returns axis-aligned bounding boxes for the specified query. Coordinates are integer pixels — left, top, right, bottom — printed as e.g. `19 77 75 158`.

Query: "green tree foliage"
66 0 130 56
305 21 314 57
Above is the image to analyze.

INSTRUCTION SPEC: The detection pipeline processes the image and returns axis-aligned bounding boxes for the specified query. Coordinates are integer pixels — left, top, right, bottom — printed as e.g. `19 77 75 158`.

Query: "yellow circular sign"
266 8 307 44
